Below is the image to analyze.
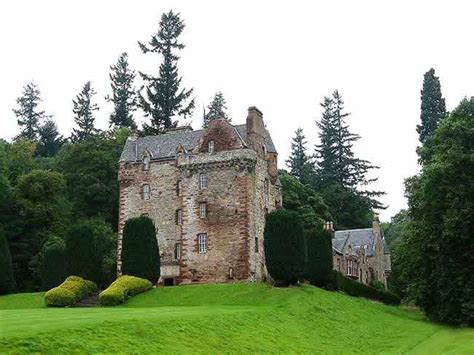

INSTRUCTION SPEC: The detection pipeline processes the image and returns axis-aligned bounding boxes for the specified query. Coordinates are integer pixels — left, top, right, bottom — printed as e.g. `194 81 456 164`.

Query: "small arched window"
142 184 151 200
143 154 150 171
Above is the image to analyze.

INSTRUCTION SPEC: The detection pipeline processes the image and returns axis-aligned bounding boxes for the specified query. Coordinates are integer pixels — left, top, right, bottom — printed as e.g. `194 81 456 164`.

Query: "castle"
117 107 282 285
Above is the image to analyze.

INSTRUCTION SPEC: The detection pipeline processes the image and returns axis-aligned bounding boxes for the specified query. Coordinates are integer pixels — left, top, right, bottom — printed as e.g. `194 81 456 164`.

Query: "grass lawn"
0 283 472 354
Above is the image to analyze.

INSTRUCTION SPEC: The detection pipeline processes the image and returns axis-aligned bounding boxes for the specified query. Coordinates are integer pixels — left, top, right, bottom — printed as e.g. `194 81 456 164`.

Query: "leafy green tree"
286 128 313 184
38 235 66 290
71 82 99 142
121 216 160 282
13 82 50 141
139 11 195 134
264 210 305 285
279 170 330 230
36 119 63 157
0 231 15 294
403 97 473 326
304 228 332 286
203 91 230 127
106 52 138 129
7 139 36 184
416 68 446 164
65 218 115 287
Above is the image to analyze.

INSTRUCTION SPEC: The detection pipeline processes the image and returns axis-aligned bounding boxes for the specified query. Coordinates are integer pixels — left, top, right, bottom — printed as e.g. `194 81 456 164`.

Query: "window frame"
176 209 182 225
177 180 182 196
198 233 208 254
199 202 207 219
142 184 151 200
174 243 182 260
142 154 151 171
208 140 215 153
199 173 208 189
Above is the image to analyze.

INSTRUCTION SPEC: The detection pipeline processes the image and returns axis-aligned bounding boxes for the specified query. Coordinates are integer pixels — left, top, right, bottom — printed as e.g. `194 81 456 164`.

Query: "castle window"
254 237 259 253
199 202 207 218
199 173 208 189
262 145 267 156
174 243 182 260
142 184 151 200
347 260 353 276
208 140 215 153
176 209 182 225
143 154 150 171
198 233 208 253
177 180 182 196
228 267 234 279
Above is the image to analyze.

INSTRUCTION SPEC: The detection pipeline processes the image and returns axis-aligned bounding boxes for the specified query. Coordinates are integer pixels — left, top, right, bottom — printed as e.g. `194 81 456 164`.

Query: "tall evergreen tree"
203 91 230 127
13 82 50 141
106 52 138 130
36 119 63 157
71 82 99 142
314 90 384 210
416 68 446 164
286 128 313 184
138 11 195 135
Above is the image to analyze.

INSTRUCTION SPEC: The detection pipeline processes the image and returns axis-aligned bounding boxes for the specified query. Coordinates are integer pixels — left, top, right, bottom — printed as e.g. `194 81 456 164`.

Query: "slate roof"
333 228 376 256
120 123 277 162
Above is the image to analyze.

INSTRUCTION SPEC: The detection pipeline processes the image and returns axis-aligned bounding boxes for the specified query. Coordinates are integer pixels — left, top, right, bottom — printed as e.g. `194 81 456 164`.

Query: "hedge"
304 228 332 286
44 276 98 307
328 271 401 305
99 275 152 306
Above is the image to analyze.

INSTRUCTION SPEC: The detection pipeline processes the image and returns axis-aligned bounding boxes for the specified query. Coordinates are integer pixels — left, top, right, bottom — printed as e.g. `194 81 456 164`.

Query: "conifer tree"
138 11 195 135
315 90 385 211
286 127 313 184
36 119 63 157
106 52 138 130
203 91 230 127
13 82 50 141
71 82 99 142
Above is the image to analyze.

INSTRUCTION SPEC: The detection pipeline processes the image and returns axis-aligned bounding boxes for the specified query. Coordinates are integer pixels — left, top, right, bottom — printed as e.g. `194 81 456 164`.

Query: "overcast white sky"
1 0 473 221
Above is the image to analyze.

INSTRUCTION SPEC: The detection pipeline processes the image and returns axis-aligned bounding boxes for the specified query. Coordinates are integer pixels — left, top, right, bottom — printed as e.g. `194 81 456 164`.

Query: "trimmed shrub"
99 275 152 306
304 228 332 286
121 216 160 282
264 210 305 285
328 271 401 305
0 232 15 295
39 236 66 291
44 276 98 307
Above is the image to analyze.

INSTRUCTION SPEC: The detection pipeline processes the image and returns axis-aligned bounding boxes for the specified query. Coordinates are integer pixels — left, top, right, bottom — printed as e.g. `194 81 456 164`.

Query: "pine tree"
36 119 63 157
203 91 230 127
106 52 138 129
138 11 195 135
416 68 446 164
286 127 313 184
13 82 50 141
417 68 446 144
315 90 385 212
71 82 99 142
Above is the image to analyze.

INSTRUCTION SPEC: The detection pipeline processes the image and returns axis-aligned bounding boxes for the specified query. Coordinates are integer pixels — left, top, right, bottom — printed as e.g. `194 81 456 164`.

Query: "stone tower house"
117 107 281 285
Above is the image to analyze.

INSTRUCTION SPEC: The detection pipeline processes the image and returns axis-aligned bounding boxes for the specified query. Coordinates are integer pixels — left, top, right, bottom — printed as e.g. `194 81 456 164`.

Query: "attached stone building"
332 216 391 289
117 107 281 285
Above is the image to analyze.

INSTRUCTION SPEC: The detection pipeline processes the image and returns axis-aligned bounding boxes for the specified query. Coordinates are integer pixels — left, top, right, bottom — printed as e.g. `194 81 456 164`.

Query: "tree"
13 82 50 141
264 210 304 285
36 119 63 157
106 52 138 130
138 11 195 135
203 92 230 127
416 68 446 163
121 216 160 282
279 170 330 230
304 228 332 286
403 97 473 326
38 235 66 290
71 82 99 142
0 231 15 294
65 218 115 287
7 139 36 184
286 128 313 184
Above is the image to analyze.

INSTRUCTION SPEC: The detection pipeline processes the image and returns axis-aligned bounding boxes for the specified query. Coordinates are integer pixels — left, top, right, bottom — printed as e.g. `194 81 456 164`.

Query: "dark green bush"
99 275 152 306
0 232 15 295
264 210 305 285
121 216 160 282
328 271 401 305
44 275 98 307
39 236 66 291
304 228 332 286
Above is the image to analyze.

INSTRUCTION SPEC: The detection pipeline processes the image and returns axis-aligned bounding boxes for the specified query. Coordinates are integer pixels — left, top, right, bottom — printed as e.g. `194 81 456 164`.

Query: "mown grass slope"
0 283 472 354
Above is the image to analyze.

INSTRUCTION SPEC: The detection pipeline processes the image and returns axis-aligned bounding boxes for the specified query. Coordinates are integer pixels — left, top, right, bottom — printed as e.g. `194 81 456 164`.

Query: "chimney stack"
372 213 381 236
246 106 266 157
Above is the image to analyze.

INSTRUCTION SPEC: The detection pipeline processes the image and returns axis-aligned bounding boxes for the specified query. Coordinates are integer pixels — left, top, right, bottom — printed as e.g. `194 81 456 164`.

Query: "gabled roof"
120 123 277 162
333 228 376 256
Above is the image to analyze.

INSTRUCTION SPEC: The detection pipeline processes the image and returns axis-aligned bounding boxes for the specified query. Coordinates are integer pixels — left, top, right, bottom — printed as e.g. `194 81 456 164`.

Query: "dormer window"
143 154 150 171
208 140 215 153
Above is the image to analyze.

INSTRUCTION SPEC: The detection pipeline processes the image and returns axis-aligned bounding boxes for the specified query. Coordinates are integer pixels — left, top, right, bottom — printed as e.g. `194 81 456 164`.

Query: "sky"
1 0 473 221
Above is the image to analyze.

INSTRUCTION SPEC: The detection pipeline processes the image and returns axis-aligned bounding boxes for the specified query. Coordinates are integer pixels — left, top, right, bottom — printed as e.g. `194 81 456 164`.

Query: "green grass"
0 283 472 354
